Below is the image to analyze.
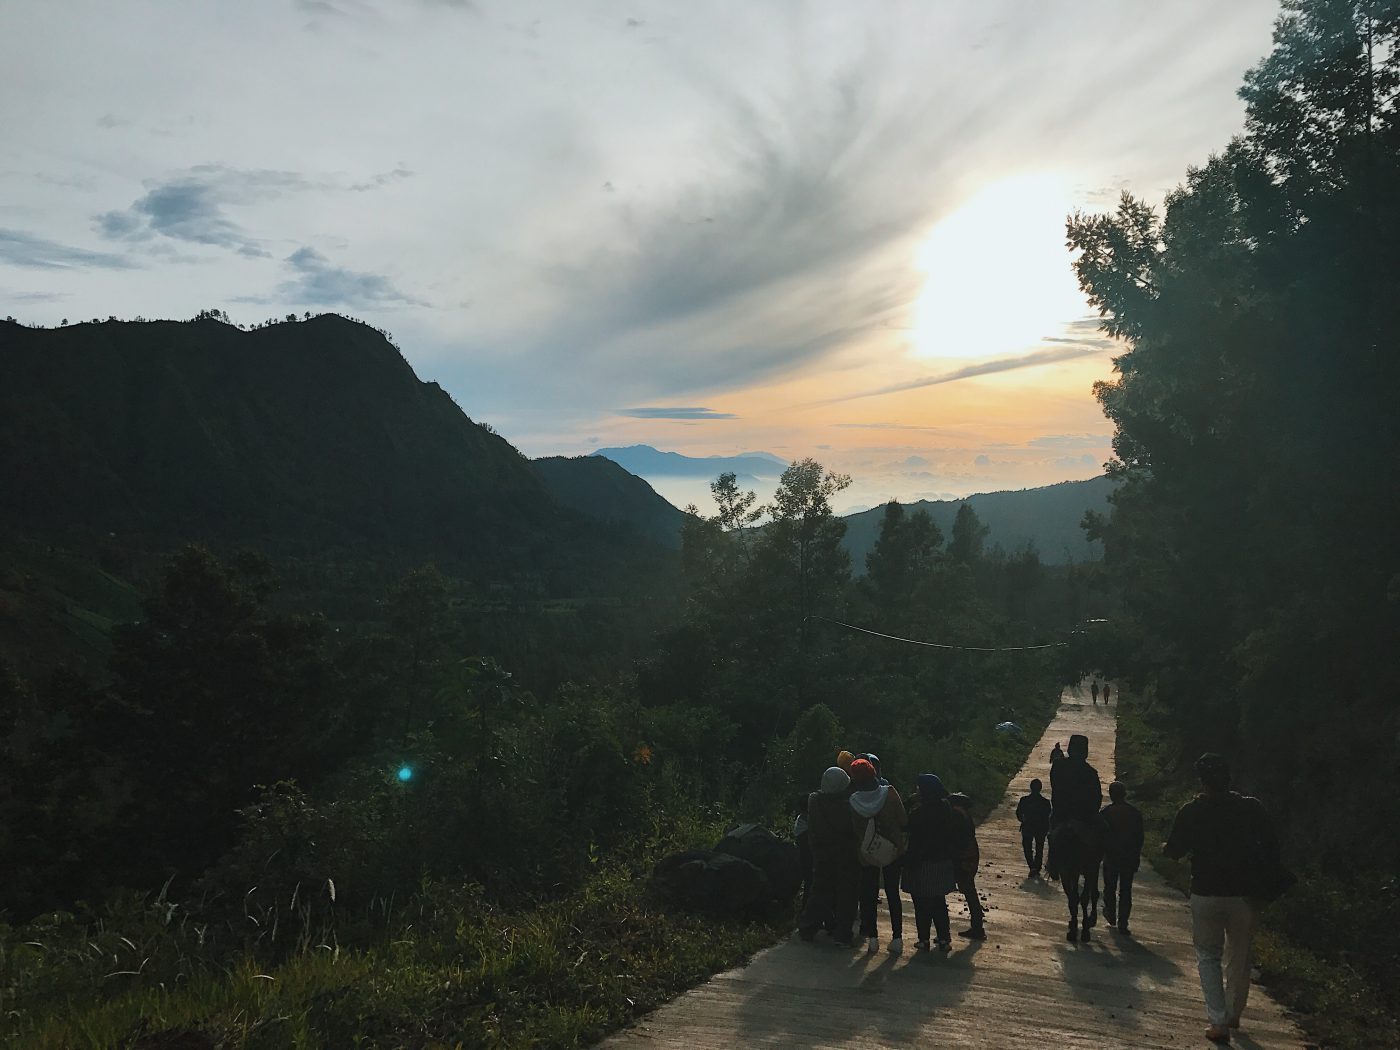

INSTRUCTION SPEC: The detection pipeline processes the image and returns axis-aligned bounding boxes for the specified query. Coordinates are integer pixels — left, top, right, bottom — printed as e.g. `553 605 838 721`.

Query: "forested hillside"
1067 0 1400 1039
840 476 1113 570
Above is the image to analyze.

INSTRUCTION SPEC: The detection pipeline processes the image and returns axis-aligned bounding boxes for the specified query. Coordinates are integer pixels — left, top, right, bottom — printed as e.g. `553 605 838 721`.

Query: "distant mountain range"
590 445 785 483
533 455 686 549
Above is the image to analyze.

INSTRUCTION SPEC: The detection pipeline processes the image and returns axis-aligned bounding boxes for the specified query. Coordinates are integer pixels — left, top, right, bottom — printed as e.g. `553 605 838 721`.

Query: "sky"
1 0 1282 513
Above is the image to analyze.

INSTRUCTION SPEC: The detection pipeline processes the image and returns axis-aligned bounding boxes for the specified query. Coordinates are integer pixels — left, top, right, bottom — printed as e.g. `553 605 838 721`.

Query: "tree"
866 501 942 608
385 564 454 734
948 503 990 564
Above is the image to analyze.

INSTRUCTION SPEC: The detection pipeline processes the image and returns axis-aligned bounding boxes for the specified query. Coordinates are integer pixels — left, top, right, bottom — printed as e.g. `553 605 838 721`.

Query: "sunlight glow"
910 174 1087 360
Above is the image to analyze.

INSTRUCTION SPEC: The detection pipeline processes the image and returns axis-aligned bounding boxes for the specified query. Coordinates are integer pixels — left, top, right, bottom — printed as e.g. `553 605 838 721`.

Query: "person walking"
797 766 859 946
1091 680 1100 705
848 757 907 954
1050 740 1065 769
901 773 960 950
947 791 985 939
1100 781 1144 934
1163 753 1279 1044
1046 734 1102 881
1015 778 1053 877
1103 682 1112 704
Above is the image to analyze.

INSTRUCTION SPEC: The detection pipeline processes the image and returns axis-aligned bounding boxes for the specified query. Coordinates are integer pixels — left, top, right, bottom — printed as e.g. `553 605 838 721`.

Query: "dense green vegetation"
1 424 1069 1046
1069 0 1400 1040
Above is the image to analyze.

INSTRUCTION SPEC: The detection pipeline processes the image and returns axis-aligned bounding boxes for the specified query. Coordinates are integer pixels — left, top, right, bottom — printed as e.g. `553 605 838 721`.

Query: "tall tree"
948 503 990 564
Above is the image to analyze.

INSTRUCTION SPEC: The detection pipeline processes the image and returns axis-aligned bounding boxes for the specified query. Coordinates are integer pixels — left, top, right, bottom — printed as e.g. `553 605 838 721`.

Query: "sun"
910 173 1088 360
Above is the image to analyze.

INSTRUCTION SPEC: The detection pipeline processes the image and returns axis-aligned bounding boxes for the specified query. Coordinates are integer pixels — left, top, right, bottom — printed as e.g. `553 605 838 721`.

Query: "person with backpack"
1100 781 1144 934
1046 734 1103 881
901 773 960 950
848 757 907 954
797 766 859 946
1164 753 1283 1044
1015 778 1053 877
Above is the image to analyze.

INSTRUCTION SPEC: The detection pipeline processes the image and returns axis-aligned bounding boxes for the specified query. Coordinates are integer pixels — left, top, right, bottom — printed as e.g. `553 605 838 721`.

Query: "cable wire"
808 614 1066 652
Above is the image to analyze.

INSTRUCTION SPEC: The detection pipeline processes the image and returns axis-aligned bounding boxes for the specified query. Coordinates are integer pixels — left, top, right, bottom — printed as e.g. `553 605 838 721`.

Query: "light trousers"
1190 894 1257 1027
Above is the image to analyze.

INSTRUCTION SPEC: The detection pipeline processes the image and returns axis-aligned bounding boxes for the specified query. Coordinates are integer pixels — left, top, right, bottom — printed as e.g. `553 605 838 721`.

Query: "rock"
713 823 802 902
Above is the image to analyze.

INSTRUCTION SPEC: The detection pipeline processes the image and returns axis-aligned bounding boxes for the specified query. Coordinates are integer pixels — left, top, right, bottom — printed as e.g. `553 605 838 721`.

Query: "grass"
1 864 780 1050
1115 689 1400 1050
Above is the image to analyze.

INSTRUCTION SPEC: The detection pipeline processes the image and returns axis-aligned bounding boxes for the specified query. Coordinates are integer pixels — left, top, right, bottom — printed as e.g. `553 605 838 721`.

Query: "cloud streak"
616 406 737 420
0 228 135 270
830 344 1108 404
274 246 423 306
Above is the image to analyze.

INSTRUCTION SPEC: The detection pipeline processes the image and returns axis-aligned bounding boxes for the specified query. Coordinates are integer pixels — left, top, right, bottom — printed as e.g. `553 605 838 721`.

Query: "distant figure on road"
1046 734 1103 881
947 791 986 939
1103 683 1112 704
1091 680 1100 705
848 758 908 955
1163 753 1279 1044
1016 778 1053 877
1100 781 1144 934
902 773 960 950
1050 741 1065 769
797 766 858 947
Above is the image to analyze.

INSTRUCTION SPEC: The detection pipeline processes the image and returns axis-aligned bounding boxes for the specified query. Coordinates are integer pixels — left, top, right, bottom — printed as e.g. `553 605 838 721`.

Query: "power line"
808 614 1066 652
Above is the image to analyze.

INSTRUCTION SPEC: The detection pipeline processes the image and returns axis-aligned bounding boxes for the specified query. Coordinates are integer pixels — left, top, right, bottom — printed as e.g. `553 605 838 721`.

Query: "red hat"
848 758 877 786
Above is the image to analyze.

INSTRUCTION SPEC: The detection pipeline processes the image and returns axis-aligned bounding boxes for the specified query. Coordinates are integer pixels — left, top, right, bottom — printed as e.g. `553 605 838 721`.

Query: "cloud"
1029 433 1112 449
833 422 947 432
1053 453 1101 467
832 344 1107 403
616 406 737 420
348 166 414 191
904 455 929 466
974 454 992 466
273 246 423 306
95 113 131 129
0 228 135 270
96 166 311 257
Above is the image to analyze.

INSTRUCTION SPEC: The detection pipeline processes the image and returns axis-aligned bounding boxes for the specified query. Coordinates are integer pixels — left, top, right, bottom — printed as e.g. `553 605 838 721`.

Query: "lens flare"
397 765 414 782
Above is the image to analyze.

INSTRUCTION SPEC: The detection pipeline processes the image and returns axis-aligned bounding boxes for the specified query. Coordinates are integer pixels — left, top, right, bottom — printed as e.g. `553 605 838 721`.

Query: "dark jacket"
1050 758 1103 824
1016 792 1052 834
1100 800 1145 870
807 791 859 864
1164 791 1276 897
904 797 964 864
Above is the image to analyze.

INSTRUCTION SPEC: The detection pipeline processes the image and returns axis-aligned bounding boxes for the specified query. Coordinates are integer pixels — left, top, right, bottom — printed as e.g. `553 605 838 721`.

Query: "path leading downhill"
604 684 1306 1049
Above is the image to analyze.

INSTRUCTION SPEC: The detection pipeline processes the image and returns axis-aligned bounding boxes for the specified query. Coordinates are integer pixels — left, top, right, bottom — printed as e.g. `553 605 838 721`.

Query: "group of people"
1090 678 1112 705
793 750 984 952
792 724 1279 1046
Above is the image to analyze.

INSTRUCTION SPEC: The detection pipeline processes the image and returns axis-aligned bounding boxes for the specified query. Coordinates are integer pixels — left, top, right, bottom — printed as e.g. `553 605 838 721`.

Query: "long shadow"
732 938 982 1046
1018 875 1058 898
1056 931 1187 1033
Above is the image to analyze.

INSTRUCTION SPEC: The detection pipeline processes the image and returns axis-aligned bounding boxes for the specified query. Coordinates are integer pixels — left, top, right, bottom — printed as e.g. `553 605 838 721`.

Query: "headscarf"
917 772 947 802
848 758 877 788
819 766 851 795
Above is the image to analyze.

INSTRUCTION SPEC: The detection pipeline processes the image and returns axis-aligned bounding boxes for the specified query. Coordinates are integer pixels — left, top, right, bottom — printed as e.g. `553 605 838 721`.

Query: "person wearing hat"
1163 753 1278 1044
797 766 860 946
848 757 908 954
901 773 960 949
835 750 855 772
1046 733 1102 881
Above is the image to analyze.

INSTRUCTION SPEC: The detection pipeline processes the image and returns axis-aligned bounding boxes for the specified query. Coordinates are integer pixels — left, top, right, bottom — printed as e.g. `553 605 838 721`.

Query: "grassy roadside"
1114 689 1400 1050
2 677 1060 1050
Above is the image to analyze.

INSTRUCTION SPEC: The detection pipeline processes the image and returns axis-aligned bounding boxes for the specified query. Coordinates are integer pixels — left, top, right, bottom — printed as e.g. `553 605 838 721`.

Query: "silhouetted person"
902 773 960 950
1046 734 1102 880
1016 778 1052 876
798 766 858 946
1103 682 1112 704
1164 753 1278 1044
947 791 985 939
1091 680 1100 705
1100 781 1143 934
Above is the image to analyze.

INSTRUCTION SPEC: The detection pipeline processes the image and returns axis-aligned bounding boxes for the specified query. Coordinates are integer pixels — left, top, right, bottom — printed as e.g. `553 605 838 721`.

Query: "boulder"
652 849 768 915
